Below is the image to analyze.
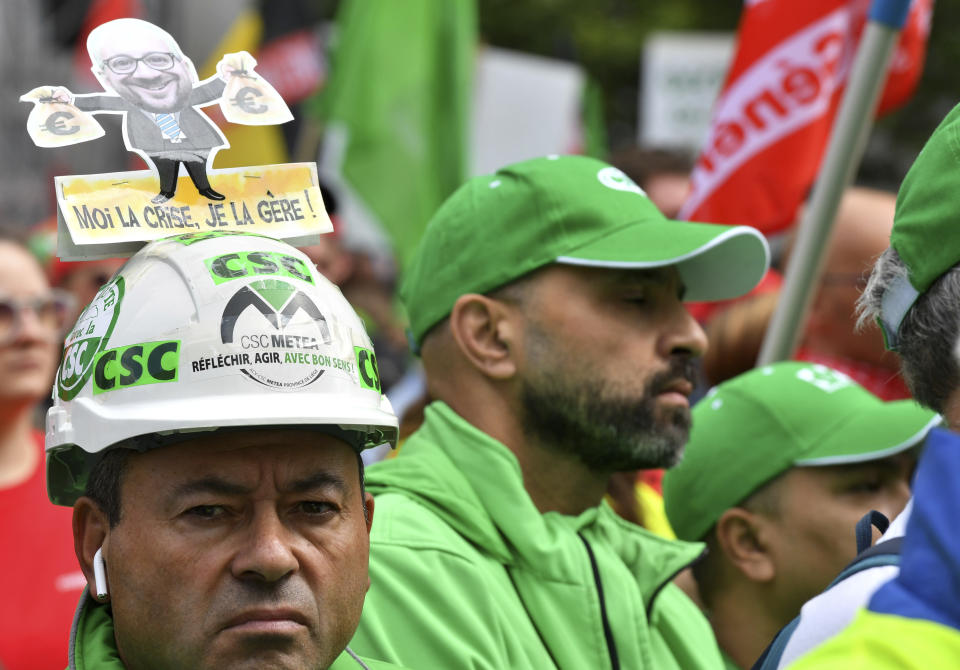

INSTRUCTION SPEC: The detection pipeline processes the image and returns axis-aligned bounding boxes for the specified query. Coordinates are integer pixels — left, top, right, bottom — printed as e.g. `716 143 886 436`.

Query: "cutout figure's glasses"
0 291 75 344
103 52 178 75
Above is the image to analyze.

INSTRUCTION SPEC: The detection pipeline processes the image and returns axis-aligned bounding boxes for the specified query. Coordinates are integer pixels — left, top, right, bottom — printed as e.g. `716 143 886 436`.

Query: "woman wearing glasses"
0 236 78 670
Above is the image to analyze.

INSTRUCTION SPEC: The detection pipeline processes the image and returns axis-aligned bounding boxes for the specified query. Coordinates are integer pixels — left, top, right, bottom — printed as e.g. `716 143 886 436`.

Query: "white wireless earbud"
93 547 109 601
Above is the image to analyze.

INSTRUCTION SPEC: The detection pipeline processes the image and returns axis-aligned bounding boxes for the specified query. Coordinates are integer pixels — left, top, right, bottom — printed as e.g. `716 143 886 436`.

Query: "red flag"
255 30 326 104
679 0 932 235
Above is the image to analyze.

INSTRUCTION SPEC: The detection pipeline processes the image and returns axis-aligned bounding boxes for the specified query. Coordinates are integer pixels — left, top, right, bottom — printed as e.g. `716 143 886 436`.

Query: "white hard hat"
46 231 398 506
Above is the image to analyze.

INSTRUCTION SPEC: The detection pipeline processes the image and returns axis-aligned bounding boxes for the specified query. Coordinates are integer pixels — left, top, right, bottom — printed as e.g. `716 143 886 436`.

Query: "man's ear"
448 293 519 380
714 507 777 583
73 497 110 600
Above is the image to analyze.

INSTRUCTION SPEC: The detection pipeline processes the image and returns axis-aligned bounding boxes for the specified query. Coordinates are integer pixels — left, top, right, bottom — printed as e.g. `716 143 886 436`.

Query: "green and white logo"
794 364 853 394
58 277 124 400
218 279 334 390
597 166 646 196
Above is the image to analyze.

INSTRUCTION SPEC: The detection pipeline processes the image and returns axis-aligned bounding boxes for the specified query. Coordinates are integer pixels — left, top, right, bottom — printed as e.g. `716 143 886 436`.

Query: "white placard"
470 47 585 176
640 32 734 150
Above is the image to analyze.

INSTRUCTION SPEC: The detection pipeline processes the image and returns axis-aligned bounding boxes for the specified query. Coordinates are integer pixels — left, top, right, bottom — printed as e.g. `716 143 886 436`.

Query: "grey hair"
86 18 185 70
856 246 960 412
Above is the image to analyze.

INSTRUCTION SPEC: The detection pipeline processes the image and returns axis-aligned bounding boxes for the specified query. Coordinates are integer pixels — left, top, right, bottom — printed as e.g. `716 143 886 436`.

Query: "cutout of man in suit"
54 19 239 204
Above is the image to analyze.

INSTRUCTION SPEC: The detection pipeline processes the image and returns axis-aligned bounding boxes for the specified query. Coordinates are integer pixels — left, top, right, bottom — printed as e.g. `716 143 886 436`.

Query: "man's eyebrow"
610 268 672 284
610 268 687 298
169 472 349 498
171 477 252 498
285 472 349 496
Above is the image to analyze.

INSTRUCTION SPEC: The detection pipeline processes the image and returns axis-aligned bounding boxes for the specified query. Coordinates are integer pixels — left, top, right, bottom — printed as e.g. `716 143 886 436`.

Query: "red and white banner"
679 0 932 234
255 30 326 104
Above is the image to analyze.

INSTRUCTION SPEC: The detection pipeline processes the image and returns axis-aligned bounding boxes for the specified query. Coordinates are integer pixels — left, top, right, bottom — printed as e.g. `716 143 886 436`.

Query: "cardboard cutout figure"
21 18 330 261
24 18 292 205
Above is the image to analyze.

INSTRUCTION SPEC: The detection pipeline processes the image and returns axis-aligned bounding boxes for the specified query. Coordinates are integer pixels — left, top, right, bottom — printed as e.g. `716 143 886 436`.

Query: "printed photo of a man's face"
93 26 194 113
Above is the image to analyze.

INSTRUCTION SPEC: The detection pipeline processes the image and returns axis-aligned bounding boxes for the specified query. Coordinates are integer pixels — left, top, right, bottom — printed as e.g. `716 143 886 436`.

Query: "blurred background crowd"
1 0 957 667
4 0 957 441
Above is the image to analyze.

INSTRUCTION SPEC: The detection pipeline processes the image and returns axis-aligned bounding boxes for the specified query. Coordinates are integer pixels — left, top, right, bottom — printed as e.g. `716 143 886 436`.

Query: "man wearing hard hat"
46 232 406 670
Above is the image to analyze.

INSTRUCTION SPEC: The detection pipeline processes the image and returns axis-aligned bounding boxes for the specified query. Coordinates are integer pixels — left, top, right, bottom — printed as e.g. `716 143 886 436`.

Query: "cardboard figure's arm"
73 93 128 113
188 77 227 107
19 86 107 148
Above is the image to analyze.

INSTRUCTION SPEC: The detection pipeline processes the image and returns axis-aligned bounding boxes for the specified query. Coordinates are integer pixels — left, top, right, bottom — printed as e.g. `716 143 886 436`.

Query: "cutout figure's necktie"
155 113 184 141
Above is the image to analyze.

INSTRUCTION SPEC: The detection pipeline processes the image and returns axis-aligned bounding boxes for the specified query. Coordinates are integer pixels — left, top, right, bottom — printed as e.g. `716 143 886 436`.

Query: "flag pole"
757 0 914 365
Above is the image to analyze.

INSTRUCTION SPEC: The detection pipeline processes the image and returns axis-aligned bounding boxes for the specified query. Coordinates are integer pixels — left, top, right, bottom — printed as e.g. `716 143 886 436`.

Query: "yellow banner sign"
56 162 331 259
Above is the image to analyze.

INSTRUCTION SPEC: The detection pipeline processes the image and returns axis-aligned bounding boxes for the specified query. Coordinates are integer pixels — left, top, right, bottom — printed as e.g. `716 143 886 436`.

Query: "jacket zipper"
645 545 708 619
579 533 621 670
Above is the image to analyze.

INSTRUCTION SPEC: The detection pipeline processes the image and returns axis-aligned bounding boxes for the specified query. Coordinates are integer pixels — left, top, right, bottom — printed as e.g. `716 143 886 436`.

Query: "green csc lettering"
93 340 180 394
355 346 381 393
205 250 314 285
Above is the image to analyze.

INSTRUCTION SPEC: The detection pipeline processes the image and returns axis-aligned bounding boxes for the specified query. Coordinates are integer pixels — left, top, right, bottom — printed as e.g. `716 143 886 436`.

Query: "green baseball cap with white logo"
400 154 770 349
664 361 940 542
880 102 960 349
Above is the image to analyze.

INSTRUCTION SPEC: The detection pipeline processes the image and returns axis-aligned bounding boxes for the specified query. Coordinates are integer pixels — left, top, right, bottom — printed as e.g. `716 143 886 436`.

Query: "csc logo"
355 347 381 393
93 341 180 394
61 341 90 381
206 251 313 285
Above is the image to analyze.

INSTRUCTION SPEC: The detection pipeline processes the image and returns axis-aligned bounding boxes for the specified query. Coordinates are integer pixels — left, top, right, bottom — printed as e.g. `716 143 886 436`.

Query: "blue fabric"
869 428 960 630
868 0 912 28
750 614 800 670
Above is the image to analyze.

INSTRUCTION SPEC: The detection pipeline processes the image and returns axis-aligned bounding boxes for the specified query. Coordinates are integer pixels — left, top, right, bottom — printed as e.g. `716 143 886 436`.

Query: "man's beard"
520 357 695 473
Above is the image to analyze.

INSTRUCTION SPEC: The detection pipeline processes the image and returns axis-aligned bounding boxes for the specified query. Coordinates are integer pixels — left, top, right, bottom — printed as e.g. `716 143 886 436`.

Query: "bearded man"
348 155 771 669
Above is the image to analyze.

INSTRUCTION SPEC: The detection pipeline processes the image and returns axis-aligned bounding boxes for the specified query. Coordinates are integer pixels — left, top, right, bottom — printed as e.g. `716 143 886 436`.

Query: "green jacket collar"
368 401 704 601
68 591 124 670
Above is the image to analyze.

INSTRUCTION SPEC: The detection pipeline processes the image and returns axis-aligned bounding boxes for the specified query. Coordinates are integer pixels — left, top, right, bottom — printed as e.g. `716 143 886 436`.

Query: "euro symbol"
45 111 79 135
231 86 267 114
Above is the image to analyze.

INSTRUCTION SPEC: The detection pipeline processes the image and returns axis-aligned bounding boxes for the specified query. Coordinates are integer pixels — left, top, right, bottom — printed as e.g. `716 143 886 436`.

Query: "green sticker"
168 230 274 246
355 346 381 392
205 250 314 285
58 276 125 400
93 340 180 394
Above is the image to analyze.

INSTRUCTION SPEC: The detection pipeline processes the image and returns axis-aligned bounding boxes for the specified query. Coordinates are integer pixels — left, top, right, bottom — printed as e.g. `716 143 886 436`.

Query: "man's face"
516 265 707 472
95 30 193 113
101 430 373 670
762 454 914 618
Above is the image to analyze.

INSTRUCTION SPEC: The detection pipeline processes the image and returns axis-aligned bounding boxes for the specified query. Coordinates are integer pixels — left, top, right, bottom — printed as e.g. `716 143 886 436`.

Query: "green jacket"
351 401 724 669
66 590 406 670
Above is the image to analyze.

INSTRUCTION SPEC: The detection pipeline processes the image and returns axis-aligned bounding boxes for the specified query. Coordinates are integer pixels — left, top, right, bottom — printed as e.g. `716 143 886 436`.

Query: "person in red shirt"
0 236 79 670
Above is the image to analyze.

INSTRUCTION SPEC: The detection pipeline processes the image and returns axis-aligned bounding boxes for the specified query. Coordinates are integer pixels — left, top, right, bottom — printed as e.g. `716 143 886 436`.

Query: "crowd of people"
4 29 960 670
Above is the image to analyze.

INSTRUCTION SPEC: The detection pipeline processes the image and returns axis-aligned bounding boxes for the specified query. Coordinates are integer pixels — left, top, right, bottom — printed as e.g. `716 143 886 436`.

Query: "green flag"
316 0 476 269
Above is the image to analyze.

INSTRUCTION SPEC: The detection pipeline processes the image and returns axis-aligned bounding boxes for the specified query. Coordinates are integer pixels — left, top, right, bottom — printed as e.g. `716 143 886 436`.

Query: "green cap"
400 155 770 348
663 361 940 542
881 102 960 348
